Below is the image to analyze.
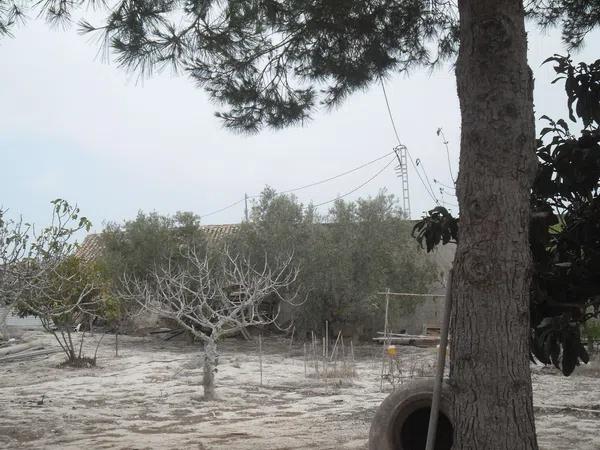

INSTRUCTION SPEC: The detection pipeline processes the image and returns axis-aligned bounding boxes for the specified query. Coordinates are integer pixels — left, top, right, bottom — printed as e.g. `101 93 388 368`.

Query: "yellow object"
386 345 397 357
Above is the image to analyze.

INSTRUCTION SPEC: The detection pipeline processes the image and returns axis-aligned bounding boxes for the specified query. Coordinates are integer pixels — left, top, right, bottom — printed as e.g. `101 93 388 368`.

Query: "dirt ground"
1 329 600 450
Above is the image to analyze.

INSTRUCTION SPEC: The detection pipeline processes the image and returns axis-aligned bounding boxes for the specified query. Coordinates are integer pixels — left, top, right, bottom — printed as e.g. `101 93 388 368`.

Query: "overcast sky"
1 16 598 231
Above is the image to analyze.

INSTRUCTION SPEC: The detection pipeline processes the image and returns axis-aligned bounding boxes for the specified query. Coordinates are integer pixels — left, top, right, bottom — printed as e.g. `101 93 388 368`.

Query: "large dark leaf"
561 334 579 376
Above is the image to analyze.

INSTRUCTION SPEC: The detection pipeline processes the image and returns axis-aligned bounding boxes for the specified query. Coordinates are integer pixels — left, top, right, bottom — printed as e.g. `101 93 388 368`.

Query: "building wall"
1 306 43 329
383 244 455 336
388 296 444 335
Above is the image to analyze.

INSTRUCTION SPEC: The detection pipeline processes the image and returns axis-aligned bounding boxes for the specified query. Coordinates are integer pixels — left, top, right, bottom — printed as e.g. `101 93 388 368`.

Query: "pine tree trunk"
452 1 538 448
203 339 218 400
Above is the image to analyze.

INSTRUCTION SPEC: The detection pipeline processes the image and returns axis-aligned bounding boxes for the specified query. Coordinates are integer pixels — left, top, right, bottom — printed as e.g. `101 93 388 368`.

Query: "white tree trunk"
0 306 11 340
203 339 218 400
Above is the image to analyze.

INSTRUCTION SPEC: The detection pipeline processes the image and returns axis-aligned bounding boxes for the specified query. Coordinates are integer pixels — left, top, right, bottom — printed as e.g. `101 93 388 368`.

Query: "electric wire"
202 76 448 221
199 150 397 219
415 158 439 204
312 156 396 207
434 179 456 191
439 188 457 199
279 150 395 195
437 128 456 184
380 78 440 205
200 198 246 219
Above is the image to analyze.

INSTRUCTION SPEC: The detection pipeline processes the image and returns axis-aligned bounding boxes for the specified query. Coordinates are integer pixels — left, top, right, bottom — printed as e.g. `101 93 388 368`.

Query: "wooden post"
330 330 342 374
323 336 327 382
330 330 342 361
289 325 295 356
350 339 355 374
312 331 319 379
325 320 329 358
325 320 329 385
341 334 346 374
303 342 307 377
259 333 263 387
380 288 390 391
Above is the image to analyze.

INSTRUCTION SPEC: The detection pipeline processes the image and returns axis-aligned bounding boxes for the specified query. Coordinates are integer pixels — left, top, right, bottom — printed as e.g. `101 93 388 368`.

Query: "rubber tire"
368 379 453 450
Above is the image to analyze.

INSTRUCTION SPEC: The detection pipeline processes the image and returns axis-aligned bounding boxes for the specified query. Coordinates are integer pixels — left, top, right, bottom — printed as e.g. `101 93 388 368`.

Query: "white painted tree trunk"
0 306 11 340
203 339 218 400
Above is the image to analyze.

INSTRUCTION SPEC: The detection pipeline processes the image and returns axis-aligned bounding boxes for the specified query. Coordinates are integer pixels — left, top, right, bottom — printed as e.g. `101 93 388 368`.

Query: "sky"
1 14 599 232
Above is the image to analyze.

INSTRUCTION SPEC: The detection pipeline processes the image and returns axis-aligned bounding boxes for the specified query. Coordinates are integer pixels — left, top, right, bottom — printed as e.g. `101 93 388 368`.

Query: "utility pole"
244 193 249 221
393 145 411 219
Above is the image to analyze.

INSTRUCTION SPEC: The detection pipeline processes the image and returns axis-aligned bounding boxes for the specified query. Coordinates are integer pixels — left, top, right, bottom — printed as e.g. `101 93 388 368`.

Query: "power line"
279 150 395 195
415 157 438 204
380 79 440 205
200 198 246 219
199 149 396 219
436 128 457 185
313 157 396 207
434 179 456 191
438 187 457 199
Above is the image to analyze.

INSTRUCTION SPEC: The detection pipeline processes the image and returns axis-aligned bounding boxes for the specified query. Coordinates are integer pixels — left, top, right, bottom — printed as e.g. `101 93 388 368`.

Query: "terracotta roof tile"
200 224 241 240
75 224 241 262
74 234 104 263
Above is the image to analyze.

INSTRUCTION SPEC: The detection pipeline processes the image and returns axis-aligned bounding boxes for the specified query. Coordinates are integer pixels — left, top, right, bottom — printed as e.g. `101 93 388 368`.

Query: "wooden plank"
376 292 445 298
0 348 61 363
0 342 41 357
375 332 436 339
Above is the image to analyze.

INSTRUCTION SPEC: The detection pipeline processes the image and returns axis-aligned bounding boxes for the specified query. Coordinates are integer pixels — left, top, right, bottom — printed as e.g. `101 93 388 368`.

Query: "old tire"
368 379 453 450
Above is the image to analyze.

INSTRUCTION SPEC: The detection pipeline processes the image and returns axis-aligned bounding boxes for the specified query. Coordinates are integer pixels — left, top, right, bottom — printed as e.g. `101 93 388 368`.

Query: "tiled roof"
74 233 104 263
74 224 241 263
200 224 241 240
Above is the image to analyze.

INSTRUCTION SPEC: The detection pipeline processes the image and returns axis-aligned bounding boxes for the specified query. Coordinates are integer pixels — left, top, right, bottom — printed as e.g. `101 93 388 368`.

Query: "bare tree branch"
120 244 301 399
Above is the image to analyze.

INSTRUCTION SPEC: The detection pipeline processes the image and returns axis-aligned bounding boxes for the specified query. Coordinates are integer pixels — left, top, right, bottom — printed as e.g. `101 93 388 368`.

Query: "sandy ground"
1 330 600 450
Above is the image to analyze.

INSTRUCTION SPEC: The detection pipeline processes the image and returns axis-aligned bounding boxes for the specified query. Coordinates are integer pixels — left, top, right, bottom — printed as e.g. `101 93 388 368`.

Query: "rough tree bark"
203 339 218 400
451 1 538 448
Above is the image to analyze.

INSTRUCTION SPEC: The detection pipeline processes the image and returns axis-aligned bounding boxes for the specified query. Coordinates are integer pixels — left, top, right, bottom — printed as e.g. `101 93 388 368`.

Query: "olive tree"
227 188 436 336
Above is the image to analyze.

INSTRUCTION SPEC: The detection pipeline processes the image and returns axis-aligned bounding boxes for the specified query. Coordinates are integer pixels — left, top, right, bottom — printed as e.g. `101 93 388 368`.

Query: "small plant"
583 320 600 354
12 200 102 368
383 348 435 391
100 290 138 357
19 256 104 367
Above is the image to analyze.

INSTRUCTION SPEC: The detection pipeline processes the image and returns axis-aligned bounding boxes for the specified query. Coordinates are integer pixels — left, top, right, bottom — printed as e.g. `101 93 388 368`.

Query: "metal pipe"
425 269 453 450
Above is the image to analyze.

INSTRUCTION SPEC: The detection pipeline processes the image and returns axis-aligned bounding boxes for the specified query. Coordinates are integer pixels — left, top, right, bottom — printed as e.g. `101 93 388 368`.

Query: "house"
74 223 241 262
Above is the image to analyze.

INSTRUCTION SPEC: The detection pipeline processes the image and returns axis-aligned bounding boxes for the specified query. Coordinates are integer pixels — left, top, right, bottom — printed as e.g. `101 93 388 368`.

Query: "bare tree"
122 246 300 400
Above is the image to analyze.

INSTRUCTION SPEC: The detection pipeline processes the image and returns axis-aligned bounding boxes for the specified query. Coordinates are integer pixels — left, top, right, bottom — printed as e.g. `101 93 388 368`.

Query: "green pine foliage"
3 1 597 132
